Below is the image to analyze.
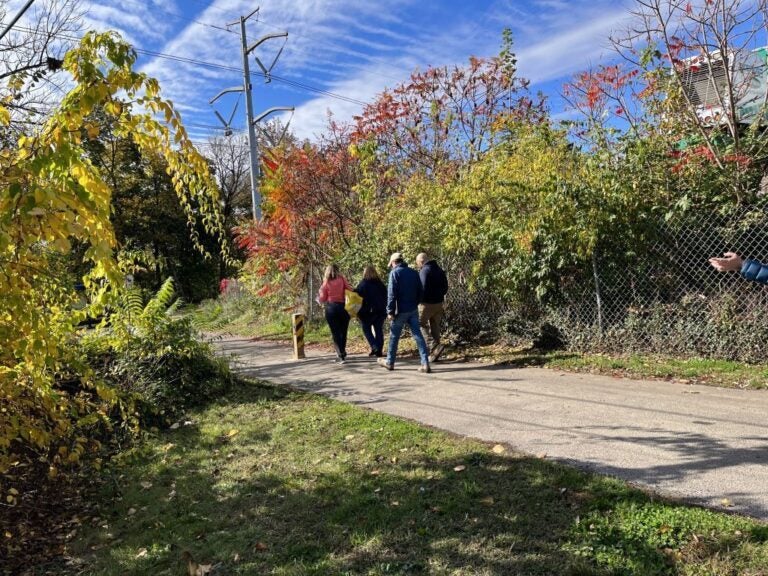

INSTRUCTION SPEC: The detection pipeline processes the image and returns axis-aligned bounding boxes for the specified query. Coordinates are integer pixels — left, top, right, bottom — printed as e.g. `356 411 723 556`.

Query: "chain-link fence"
296 207 768 362
439 206 768 362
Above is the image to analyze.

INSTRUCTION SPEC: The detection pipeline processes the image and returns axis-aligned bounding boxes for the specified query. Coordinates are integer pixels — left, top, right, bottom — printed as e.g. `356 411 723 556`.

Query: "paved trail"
215 337 768 520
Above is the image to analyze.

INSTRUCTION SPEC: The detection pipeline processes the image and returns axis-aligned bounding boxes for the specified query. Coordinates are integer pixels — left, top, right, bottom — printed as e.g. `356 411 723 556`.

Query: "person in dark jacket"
378 252 431 372
416 252 449 362
355 265 387 357
709 252 768 283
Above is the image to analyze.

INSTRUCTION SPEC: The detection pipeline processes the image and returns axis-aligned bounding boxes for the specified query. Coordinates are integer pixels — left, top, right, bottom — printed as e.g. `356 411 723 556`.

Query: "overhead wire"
3 20 371 108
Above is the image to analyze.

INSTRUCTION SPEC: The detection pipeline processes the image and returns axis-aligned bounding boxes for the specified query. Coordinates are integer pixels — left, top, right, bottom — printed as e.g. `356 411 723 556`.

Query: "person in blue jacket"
355 265 388 357
708 252 768 283
378 252 431 373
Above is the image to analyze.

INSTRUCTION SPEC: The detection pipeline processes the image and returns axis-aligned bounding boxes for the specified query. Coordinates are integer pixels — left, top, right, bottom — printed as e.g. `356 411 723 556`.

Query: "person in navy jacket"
709 252 768 283
355 265 387 357
378 252 431 372
416 252 448 362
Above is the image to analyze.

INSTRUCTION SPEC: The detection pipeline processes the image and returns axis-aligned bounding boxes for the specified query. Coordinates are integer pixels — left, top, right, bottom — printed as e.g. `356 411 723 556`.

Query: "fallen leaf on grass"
453 465 466 472
254 541 268 551
491 444 505 454
140 482 153 490
479 496 494 506
182 551 214 576
344 434 355 441
135 548 147 558
215 429 239 444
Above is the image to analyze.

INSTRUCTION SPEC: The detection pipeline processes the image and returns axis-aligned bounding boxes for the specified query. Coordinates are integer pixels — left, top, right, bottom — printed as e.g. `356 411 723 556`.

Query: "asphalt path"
214 337 768 520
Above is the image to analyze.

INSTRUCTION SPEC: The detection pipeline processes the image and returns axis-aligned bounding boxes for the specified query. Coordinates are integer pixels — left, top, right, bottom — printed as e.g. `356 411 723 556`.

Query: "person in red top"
317 263 352 363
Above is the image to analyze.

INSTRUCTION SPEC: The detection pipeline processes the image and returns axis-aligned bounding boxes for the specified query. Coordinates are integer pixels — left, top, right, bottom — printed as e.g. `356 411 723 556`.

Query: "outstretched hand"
708 252 744 272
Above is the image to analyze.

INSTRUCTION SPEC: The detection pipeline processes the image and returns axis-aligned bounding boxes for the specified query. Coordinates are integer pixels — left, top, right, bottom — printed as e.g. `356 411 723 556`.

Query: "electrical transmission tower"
210 7 294 221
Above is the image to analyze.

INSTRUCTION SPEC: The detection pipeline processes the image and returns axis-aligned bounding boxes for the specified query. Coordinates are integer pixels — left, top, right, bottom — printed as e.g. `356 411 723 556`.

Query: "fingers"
708 258 725 271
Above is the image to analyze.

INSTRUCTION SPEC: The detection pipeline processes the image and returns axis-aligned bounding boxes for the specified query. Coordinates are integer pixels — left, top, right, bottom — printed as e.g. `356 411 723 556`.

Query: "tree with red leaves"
351 29 546 195
235 121 365 299
607 0 768 202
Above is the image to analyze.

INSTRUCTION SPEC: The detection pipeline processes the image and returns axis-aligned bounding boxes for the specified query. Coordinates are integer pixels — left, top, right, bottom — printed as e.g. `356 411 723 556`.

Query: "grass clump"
455 344 768 390
191 295 331 345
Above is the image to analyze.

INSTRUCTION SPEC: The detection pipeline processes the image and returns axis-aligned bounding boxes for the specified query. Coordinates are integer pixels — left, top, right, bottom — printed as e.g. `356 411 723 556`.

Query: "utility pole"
238 10 261 221
0 0 35 42
210 7 292 221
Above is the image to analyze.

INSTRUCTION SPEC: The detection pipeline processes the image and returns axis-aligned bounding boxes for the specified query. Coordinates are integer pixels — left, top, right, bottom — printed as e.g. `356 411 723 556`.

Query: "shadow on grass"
490 351 580 369
67 381 768 576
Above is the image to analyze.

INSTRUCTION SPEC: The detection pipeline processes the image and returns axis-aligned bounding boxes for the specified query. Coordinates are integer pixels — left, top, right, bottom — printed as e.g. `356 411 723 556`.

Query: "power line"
254 14 410 87
5 22 370 107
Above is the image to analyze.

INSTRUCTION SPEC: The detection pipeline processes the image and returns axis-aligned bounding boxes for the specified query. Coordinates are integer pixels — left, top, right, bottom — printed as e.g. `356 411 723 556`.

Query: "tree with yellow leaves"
0 31 227 475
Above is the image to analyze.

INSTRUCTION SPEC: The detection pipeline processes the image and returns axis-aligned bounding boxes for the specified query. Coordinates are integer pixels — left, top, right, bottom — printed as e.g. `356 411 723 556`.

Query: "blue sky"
15 0 635 142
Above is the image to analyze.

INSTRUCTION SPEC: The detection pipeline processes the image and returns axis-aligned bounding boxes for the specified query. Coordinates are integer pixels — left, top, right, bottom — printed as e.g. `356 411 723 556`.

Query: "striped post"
292 313 305 359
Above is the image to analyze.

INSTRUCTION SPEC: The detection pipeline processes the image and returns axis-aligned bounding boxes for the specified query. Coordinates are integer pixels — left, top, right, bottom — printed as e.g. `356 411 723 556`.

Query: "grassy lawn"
68 379 768 576
458 346 768 390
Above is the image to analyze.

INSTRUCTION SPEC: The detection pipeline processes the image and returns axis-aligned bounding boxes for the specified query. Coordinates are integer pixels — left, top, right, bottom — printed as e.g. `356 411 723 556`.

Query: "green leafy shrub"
83 278 232 425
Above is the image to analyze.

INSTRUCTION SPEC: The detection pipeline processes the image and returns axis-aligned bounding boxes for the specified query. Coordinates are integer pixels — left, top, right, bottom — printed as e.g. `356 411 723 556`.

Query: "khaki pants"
418 302 444 351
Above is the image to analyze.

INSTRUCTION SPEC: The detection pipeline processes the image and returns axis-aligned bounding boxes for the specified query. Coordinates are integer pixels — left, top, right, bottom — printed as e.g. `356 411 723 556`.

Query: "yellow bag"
344 289 363 317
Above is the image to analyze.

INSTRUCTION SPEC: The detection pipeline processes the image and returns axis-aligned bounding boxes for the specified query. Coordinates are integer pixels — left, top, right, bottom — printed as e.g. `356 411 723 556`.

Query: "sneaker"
429 344 445 363
377 358 394 371
368 349 377 357
418 364 432 373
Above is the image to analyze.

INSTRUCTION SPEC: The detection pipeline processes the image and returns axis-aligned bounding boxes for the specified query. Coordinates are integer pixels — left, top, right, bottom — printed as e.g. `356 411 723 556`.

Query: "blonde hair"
323 264 340 282
362 265 381 281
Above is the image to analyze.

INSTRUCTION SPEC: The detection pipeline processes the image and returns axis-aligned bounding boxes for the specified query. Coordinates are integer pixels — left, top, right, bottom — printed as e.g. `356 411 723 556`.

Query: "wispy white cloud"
284 0 634 139
516 8 633 83
71 0 635 142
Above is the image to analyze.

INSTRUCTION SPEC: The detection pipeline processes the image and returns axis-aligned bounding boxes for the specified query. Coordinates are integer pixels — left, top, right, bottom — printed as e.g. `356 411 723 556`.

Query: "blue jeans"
386 310 430 366
360 314 385 354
